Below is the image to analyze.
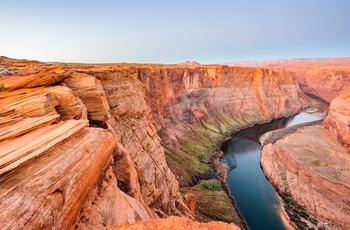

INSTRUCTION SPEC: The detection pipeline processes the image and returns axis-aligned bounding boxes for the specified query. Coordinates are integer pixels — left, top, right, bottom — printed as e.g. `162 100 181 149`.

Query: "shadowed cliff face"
139 66 308 127
0 57 312 229
136 65 310 189
297 68 350 103
228 57 350 103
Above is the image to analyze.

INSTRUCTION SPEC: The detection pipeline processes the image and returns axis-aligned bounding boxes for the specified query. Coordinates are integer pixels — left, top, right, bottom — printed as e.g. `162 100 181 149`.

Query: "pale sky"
1 0 349 64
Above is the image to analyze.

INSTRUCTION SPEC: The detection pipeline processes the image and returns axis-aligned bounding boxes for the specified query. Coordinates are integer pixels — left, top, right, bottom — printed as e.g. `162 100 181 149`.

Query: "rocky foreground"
107 216 240 230
0 56 349 229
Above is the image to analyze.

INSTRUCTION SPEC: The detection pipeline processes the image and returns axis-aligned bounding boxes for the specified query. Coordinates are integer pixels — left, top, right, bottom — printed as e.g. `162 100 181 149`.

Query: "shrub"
199 179 223 191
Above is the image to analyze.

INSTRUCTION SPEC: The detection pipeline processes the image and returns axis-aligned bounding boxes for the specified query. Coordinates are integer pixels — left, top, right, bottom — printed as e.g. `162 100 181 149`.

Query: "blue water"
221 109 327 230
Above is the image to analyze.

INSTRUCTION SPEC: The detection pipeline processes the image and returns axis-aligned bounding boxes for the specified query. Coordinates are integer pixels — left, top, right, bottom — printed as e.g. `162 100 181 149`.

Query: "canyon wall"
260 87 350 229
261 126 350 229
228 57 350 103
297 68 350 102
323 86 350 147
0 56 312 229
0 59 191 230
137 66 309 185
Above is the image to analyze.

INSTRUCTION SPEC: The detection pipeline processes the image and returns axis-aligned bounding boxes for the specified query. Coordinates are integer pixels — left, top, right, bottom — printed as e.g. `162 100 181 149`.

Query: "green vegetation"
197 179 223 191
180 182 245 228
165 108 272 186
164 147 209 186
180 123 222 162
0 82 4 92
164 108 271 226
201 120 220 134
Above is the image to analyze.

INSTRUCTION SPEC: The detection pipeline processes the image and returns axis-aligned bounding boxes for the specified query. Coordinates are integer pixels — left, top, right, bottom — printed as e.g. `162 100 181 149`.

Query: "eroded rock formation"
297 68 350 103
261 125 350 229
228 57 350 103
138 66 309 186
0 56 314 229
260 87 350 229
0 59 191 229
323 86 350 147
107 216 240 230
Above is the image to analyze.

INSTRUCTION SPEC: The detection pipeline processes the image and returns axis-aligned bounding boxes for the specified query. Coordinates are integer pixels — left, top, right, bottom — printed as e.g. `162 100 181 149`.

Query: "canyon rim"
0 56 350 229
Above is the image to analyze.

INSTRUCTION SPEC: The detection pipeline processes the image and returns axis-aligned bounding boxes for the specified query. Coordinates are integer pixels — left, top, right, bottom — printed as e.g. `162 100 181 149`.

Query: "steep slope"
297 68 350 102
136 65 309 186
0 57 312 229
323 86 350 147
0 60 179 229
228 57 350 103
260 88 350 229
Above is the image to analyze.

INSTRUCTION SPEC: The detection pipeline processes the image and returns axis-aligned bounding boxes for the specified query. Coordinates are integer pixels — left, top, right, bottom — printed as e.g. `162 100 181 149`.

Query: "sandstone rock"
298 68 350 102
107 216 240 230
1 57 336 229
0 115 60 142
0 127 116 229
0 56 44 71
64 73 110 122
0 87 87 120
135 65 310 224
97 70 193 218
227 57 350 103
0 60 194 228
184 193 196 213
44 86 88 120
261 125 350 229
180 179 244 227
0 88 59 118
76 166 158 229
138 66 309 132
0 119 88 177
323 86 350 147
113 142 142 200
0 70 69 91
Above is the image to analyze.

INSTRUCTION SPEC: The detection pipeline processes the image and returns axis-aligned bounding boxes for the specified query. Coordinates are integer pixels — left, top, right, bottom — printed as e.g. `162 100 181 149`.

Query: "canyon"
0 56 349 229
258 59 350 229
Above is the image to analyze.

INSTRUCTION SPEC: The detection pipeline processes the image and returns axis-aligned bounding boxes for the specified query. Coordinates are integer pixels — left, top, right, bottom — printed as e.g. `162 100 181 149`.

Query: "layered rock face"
138 66 309 184
0 59 190 229
228 57 350 103
323 86 350 147
260 88 350 229
93 68 191 217
107 216 240 230
235 57 350 229
297 68 350 103
0 57 312 229
139 66 308 127
261 125 350 229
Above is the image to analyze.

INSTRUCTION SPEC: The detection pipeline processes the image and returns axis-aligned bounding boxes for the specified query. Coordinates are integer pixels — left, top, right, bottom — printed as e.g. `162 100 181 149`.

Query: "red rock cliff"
323 86 350 147
0 57 312 229
260 86 350 229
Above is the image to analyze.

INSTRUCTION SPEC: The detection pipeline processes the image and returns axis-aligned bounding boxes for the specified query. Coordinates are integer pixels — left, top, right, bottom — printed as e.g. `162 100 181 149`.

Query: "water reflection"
221 150 237 170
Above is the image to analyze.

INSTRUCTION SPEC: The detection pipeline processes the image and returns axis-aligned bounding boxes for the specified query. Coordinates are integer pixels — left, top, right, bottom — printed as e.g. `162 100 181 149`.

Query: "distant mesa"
178 61 201 66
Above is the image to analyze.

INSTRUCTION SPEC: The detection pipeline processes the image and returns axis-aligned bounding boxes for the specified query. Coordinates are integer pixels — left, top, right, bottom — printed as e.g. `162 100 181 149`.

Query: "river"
220 106 327 229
